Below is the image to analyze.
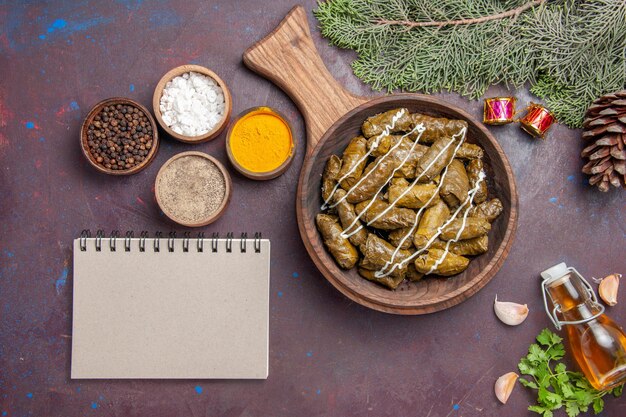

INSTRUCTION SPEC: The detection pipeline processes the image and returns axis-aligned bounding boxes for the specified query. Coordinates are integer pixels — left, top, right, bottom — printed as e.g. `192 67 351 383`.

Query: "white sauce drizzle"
321 111 486 279
374 129 468 278
424 171 486 275
355 126 464 233
376 169 486 278
339 123 426 239
321 109 407 211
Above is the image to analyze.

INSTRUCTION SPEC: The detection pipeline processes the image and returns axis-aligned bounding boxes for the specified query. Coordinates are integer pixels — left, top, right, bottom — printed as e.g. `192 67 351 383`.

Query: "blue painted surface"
47 19 68 34
292 272 299 278
277 291 283 297
567 175 575 182
91 402 98 409
306 351 312 357
453 404 460 410
26 392 33 399
194 386 202 394
129 84 135 92
549 197 558 203
40 16 113 41
25 122 34 129
55 266 68 294
69 101 79 111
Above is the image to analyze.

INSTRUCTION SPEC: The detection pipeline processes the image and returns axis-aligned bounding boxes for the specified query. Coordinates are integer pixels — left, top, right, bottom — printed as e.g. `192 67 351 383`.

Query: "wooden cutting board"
243 5 518 315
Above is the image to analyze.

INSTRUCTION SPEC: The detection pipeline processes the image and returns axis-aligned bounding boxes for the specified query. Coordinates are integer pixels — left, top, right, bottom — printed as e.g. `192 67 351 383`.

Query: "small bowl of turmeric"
226 106 295 180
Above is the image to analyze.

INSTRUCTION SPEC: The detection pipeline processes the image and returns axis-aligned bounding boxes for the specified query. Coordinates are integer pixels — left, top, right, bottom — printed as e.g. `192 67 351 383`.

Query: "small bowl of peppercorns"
81 97 159 175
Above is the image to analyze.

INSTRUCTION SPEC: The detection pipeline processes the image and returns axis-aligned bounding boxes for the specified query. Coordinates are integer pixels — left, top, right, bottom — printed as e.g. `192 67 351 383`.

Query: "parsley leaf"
517 328 624 417
592 397 604 414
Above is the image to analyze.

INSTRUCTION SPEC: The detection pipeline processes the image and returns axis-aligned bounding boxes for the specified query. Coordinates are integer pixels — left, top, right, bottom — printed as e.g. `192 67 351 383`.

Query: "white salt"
159 71 226 137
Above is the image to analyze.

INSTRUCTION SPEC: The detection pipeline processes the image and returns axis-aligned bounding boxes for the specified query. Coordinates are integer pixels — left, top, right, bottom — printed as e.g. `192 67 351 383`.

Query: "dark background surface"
1 1 624 416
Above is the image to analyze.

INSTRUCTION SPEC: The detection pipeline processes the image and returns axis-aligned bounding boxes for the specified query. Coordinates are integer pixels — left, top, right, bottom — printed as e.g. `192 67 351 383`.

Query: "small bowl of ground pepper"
80 97 159 175
226 106 295 180
155 151 232 227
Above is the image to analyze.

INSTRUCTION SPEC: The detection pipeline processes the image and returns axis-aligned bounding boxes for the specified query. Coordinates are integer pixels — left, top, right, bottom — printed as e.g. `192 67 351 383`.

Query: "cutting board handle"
243 5 367 155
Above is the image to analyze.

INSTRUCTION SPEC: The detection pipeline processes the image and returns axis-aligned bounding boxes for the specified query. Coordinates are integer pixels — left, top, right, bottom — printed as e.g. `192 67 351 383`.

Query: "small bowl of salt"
152 64 232 143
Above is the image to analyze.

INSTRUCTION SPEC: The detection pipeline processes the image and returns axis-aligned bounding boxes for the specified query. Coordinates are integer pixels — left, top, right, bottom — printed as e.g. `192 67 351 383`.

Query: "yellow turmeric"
229 107 293 173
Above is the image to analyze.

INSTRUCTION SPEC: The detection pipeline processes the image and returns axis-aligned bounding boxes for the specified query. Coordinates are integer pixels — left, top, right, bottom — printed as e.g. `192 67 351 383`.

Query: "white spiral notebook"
71 231 270 379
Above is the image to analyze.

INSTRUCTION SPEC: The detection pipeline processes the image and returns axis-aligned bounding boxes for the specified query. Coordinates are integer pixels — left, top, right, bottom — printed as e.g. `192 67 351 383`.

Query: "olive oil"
541 263 626 390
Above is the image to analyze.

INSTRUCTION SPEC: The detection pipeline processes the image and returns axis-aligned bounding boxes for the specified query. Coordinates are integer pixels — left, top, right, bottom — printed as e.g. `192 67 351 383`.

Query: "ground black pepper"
86 104 153 170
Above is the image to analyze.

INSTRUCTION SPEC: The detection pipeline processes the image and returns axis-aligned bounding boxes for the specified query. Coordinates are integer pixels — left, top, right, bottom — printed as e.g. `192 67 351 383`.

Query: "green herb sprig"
518 329 623 417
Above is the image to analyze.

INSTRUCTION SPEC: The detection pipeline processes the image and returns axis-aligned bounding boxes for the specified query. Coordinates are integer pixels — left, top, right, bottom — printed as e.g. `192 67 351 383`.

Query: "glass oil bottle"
541 263 626 390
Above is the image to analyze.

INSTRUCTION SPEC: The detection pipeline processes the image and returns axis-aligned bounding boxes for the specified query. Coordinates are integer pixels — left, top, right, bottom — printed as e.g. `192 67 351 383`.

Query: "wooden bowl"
298 95 518 314
152 64 232 144
225 106 296 180
244 6 518 314
80 97 159 175
155 151 232 227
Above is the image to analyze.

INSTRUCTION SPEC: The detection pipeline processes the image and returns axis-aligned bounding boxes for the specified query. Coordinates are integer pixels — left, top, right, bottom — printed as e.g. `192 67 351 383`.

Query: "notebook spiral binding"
79 230 262 254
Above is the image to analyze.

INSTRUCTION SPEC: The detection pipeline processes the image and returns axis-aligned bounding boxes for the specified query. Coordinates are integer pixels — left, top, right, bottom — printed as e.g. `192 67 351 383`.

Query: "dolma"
358 268 405 290
362 108 412 138
456 143 484 160
355 199 416 230
367 135 428 158
414 248 470 276
337 136 368 190
359 234 412 281
315 214 358 269
469 198 503 222
333 189 368 246
321 155 342 203
408 113 468 144
345 157 392 203
393 138 428 178
466 159 488 204
387 178 439 209
406 263 425 282
366 135 428 178
347 140 416 203
439 159 469 208
413 200 450 248
414 135 463 183
440 217 491 241
367 134 402 157
388 227 414 250
431 235 488 256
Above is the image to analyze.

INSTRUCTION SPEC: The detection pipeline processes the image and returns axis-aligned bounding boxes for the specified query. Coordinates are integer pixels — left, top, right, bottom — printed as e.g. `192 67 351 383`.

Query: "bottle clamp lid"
541 262 570 282
540 263 604 330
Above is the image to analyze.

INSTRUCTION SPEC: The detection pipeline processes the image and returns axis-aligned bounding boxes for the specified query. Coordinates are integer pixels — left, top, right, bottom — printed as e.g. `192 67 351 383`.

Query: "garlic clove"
598 273 621 306
495 372 518 404
494 295 529 326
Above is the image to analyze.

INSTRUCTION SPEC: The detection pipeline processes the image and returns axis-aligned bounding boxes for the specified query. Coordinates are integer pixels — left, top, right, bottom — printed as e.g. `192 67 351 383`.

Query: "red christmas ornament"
483 97 516 125
519 103 556 139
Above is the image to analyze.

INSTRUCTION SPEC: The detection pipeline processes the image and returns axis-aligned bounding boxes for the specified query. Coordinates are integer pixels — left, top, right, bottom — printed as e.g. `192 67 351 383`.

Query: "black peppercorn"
86 103 154 171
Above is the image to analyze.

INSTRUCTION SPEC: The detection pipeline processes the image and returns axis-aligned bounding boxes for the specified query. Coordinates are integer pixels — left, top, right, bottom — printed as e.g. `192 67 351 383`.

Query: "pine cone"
581 90 626 192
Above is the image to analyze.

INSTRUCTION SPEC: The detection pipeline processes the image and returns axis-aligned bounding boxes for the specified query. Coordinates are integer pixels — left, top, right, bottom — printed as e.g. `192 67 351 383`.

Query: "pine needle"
314 0 626 128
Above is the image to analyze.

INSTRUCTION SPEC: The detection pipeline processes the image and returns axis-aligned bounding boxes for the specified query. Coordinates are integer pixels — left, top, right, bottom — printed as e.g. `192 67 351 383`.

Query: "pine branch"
375 0 545 28
314 0 626 128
